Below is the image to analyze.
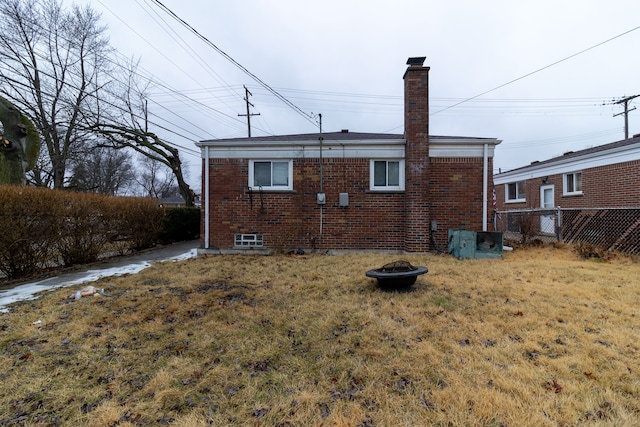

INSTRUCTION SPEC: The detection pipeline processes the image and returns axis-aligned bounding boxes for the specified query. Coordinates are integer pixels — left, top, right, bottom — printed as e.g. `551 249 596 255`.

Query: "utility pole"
613 94 639 139
238 85 260 137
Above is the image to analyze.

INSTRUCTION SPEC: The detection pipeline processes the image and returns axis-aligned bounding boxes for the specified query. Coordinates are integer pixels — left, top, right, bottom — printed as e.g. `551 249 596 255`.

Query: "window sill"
562 192 583 197
366 189 405 194
505 199 526 204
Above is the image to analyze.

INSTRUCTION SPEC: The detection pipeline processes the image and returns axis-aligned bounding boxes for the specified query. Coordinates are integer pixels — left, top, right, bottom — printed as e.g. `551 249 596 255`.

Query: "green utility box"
448 230 503 259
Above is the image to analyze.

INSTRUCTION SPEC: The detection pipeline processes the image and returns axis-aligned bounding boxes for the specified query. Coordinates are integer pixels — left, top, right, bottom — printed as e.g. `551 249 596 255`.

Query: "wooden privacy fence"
494 207 640 255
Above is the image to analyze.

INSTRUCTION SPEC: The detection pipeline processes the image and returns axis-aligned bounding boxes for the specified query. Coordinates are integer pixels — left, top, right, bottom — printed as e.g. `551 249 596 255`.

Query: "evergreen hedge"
158 207 200 244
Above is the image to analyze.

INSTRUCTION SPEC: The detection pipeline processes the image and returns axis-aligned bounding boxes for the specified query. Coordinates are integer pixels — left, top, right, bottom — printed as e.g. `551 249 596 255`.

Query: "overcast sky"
86 0 640 189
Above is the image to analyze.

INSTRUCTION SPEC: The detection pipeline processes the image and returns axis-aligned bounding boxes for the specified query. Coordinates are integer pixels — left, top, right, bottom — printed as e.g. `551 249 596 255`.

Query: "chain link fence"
494 207 640 255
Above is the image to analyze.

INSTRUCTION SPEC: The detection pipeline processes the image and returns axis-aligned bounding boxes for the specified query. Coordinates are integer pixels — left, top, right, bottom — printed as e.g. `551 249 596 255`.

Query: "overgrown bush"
518 212 536 244
57 192 112 265
0 185 164 279
158 207 200 244
0 186 60 277
122 197 166 251
574 241 608 260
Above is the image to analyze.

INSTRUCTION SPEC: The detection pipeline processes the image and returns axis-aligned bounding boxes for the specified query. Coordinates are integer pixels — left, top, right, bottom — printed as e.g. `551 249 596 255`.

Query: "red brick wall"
430 157 493 249
494 179 540 210
563 160 640 208
494 159 640 211
202 155 493 252
203 157 407 251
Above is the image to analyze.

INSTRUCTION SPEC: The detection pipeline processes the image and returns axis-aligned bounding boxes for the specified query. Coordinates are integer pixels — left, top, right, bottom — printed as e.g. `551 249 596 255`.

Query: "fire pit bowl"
366 260 428 288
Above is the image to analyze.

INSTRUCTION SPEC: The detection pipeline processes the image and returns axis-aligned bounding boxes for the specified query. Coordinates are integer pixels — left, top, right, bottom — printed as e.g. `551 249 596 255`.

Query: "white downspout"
204 146 210 249
482 143 488 231
319 114 323 237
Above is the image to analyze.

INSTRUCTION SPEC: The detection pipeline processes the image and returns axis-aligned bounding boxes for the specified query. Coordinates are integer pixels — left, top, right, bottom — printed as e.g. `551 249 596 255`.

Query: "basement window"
563 171 582 195
370 159 404 191
234 234 264 248
249 160 293 191
505 181 526 202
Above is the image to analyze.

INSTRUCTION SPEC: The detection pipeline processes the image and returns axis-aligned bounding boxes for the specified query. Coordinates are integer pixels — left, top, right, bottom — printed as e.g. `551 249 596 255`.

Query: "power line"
499 127 623 149
0 19 206 155
0 52 202 158
431 24 640 116
149 0 319 129
92 0 252 137
134 0 247 115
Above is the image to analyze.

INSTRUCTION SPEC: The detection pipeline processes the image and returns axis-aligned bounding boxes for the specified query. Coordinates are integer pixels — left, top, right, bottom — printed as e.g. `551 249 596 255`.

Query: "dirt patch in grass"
1 247 639 426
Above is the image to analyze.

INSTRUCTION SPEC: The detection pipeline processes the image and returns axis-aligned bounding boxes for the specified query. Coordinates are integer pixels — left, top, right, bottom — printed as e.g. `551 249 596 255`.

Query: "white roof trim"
494 142 640 184
200 139 406 159
430 139 501 158
199 137 501 160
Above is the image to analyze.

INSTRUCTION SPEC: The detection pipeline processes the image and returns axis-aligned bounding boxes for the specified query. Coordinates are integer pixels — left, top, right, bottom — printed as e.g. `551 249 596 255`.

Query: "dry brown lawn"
1 245 640 426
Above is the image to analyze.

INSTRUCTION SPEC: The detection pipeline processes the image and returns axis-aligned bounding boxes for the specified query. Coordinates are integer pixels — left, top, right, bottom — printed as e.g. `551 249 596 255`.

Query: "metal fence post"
556 207 562 241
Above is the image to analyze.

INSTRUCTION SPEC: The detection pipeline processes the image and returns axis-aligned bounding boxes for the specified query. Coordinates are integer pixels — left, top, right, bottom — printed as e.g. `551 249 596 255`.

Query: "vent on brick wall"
234 234 264 248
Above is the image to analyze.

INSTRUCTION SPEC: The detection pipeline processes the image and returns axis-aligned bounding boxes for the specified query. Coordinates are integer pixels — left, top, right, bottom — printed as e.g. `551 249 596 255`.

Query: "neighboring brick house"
493 135 640 212
197 57 501 253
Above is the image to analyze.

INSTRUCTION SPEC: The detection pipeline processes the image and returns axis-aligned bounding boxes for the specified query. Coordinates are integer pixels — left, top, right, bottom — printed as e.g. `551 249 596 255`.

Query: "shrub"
158 207 200 244
111 196 165 251
518 212 536 244
574 241 608 260
0 186 60 277
0 185 165 278
57 192 112 266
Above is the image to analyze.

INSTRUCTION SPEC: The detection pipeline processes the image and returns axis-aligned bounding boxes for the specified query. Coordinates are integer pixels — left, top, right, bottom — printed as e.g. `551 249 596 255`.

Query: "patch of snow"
0 249 196 313
167 248 198 262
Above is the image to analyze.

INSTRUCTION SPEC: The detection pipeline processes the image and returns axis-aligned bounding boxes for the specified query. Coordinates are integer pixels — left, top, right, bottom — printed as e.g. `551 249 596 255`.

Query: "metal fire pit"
365 260 428 288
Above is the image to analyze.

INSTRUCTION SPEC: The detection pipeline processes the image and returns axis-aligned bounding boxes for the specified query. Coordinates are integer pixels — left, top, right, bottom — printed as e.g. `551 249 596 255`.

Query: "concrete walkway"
0 240 199 312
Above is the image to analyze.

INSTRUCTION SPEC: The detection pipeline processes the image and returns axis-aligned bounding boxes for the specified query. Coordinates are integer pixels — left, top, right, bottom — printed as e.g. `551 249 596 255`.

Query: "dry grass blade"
1 246 639 426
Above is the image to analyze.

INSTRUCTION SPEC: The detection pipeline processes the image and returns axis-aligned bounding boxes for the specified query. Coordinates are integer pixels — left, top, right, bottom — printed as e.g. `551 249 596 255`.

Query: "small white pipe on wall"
482 143 488 232
204 146 210 249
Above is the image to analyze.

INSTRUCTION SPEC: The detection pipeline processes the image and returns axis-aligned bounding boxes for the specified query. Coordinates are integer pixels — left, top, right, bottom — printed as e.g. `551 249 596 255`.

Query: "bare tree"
68 144 136 195
134 153 177 199
0 0 111 188
26 150 53 187
93 125 195 206
1 0 195 201
88 68 196 206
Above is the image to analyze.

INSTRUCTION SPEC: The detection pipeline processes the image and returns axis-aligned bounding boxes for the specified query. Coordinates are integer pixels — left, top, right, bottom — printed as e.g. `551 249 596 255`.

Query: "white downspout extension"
482 143 488 231
204 146 210 249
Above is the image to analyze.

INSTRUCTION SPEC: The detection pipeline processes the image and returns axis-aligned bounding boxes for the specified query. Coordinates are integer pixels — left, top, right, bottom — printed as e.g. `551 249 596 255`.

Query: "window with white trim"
563 171 582 195
370 159 404 191
248 160 293 191
505 181 526 202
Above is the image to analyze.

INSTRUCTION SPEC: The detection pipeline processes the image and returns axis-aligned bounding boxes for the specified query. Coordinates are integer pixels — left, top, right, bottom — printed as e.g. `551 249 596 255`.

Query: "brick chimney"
404 56 429 152
403 56 430 252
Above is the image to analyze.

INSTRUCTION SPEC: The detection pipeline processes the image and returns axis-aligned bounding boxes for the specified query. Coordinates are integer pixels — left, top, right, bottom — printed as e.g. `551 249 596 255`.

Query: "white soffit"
429 138 501 158
200 137 501 159
494 143 640 184
200 139 406 159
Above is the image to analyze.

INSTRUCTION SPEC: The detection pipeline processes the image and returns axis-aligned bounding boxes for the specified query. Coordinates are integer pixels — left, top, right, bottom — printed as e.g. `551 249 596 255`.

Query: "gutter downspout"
319 114 323 237
204 146 210 248
482 143 488 231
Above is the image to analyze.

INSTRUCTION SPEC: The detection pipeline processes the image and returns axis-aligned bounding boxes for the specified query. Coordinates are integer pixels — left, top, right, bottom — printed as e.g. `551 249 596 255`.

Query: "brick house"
493 135 640 212
197 57 501 253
